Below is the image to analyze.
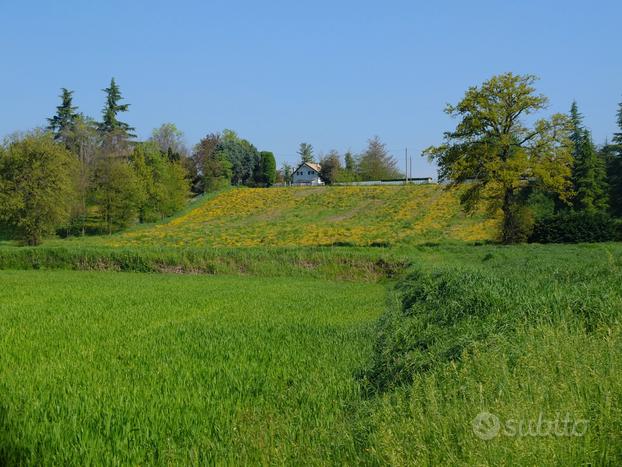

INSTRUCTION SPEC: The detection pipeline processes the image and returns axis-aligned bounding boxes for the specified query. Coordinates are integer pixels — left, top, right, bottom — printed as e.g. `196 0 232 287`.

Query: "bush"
529 211 620 243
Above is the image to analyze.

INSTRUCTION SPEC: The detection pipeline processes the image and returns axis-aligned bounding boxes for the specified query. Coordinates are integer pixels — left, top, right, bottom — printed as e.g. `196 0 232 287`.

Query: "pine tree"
614 98 622 145
47 88 79 143
607 97 622 216
98 78 135 139
569 102 609 212
297 143 314 164
573 130 608 212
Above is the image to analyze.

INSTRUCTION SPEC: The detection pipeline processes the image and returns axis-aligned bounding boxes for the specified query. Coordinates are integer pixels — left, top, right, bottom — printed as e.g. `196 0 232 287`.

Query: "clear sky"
1 0 620 176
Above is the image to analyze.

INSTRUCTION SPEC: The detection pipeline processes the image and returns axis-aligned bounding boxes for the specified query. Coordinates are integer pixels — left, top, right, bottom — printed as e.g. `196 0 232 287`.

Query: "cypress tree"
47 88 79 143
98 78 135 138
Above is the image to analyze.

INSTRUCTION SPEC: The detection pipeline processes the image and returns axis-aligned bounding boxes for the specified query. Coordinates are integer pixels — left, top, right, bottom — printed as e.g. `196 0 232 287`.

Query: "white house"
292 162 324 186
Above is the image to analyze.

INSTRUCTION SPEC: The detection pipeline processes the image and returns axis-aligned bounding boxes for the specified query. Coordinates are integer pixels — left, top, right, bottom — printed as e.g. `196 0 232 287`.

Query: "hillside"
96 185 499 248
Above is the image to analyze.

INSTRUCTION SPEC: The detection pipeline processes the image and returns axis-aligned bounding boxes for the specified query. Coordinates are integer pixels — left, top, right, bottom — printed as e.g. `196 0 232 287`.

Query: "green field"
0 271 385 464
1 185 621 464
1 243 621 464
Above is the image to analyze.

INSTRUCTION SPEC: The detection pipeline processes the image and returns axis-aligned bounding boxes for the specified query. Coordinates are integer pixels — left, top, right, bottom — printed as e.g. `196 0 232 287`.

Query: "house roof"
294 162 321 173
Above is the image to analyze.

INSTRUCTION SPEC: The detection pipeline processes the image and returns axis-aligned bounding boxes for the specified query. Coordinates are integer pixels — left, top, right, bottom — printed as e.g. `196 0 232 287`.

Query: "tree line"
2 73 621 245
0 79 282 245
425 72 622 243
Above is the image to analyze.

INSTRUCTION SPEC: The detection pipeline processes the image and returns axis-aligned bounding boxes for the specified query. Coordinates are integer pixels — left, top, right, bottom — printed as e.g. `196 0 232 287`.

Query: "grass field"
51 186 500 248
1 244 621 464
1 184 621 464
0 271 385 464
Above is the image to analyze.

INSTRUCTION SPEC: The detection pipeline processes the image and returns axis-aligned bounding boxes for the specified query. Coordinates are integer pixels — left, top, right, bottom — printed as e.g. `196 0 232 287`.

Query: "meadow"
52 185 501 248
1 242 621 464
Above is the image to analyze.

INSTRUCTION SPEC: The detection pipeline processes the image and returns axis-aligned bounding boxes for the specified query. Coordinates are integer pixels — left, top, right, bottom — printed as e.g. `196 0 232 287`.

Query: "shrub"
529 211 619 243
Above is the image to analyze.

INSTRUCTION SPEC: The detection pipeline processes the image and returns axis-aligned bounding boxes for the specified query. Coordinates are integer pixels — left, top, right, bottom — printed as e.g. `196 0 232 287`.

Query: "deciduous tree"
0 131 77 245
319 150 342 184
424 73 573 243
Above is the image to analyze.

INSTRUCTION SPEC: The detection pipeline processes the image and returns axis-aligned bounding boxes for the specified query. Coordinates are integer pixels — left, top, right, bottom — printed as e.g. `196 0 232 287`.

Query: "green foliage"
0 131 77 245
98 78 135 139
614 98 622 145
357 246 622 465
149 123 187 158
605 145 622 217
357 136 400 181
424 73 573 243
258 151 276 186
92 157 140 233
529 211 620 243
193 133 232 192
319 150 342 184
129 142 189 222
297 142 314 164
217 130 259 185
570 102 609 212
47 88 79 143
280 163 293 185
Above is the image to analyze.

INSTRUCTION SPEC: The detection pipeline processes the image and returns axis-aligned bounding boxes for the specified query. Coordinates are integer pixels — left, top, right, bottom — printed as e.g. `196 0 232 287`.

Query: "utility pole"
405 147 408 184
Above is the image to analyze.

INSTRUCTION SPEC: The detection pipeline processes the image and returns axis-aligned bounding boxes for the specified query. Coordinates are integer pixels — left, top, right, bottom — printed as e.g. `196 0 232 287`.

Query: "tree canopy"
424 73 573 243
0 131 77 245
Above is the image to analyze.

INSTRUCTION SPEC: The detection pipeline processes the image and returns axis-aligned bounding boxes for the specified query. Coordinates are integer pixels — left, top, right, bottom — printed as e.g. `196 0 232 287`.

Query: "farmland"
1 241 621 464
0 271 385 464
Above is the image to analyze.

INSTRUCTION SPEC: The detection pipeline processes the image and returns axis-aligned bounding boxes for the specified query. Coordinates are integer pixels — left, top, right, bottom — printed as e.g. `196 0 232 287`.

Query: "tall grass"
356 246 622 464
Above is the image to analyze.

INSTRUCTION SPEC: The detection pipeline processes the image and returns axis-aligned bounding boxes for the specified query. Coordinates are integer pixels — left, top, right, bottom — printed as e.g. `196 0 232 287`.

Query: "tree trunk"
501 189 516 244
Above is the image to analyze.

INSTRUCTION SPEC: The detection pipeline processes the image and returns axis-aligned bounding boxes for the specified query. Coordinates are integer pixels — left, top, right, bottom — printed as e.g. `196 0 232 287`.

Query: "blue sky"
1 0 620 176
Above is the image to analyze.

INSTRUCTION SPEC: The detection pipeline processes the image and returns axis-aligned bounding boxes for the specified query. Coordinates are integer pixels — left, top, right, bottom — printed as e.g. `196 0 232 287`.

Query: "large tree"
98 78 135 139
358 136 400 181
47 88 79 144
569 102 608 212
424 73 573 243
217 130 258 185
297 142 314 164
0 131 77 245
